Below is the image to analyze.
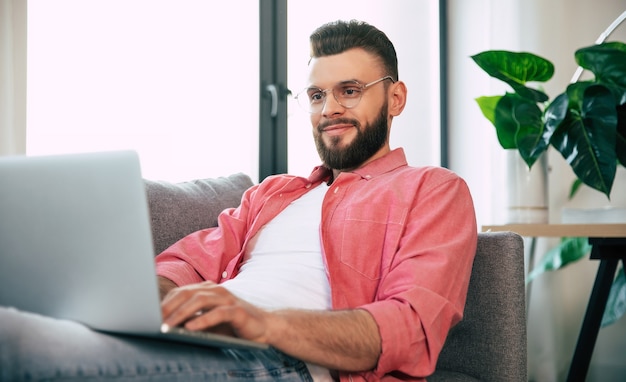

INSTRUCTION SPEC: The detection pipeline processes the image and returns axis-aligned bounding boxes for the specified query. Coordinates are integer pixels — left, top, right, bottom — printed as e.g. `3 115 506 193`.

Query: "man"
156 19 477 381
1 20 476 381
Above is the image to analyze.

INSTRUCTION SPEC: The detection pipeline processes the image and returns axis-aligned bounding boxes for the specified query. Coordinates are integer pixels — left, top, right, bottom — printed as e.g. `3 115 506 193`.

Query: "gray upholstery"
430 231 527 382
143 175 527 381
145 173 254 255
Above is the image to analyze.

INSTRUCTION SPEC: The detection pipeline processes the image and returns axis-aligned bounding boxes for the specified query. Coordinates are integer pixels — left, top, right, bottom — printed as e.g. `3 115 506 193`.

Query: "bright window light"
27 0 259 182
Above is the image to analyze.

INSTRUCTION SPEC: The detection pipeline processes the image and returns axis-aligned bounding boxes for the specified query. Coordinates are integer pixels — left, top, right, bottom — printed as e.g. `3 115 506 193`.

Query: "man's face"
307 48 392 171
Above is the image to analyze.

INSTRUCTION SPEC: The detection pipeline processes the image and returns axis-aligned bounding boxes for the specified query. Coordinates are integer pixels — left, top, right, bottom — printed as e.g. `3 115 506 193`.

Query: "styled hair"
309 20 399 81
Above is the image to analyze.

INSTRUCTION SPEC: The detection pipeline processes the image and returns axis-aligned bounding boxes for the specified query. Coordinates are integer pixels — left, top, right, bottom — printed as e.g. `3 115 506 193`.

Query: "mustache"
317 118 360 132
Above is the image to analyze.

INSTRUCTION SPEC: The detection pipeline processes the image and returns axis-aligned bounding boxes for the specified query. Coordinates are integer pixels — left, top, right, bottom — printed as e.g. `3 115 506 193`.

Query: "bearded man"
1 20 477 382
156 19 477 381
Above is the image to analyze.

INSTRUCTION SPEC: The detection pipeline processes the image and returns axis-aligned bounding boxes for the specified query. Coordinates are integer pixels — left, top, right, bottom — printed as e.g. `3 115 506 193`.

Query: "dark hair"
309 20 398 81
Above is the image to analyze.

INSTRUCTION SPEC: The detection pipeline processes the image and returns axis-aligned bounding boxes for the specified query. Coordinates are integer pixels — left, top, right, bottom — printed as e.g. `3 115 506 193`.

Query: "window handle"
266 84 278 117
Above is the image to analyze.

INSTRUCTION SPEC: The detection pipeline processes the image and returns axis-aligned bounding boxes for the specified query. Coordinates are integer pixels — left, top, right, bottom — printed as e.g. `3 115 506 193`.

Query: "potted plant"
471 41 626 199
472 41 626 326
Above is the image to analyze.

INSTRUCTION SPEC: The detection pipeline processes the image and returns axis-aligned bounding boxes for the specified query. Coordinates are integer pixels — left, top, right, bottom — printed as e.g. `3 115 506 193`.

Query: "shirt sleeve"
154 185 257 287
360 172 478 379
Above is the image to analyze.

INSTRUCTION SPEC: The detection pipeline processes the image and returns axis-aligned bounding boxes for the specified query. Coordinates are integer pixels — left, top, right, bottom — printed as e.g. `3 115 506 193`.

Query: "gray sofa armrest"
144 173 254 255
432 231 527 382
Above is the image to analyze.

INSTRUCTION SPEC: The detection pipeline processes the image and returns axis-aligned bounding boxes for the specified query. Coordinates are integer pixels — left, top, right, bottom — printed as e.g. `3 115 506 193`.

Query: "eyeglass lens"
299 81 363 113
296 77 392 114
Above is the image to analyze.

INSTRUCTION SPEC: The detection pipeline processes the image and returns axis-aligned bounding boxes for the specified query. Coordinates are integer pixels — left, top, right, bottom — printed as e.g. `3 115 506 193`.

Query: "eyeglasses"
295 76 395 114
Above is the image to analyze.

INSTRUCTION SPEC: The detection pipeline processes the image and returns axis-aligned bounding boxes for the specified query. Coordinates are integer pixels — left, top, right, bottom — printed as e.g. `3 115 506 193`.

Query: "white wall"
448 0 626 381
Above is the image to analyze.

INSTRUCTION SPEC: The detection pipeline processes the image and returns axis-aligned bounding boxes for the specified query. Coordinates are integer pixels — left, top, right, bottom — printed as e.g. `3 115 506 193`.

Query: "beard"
315 104 389 171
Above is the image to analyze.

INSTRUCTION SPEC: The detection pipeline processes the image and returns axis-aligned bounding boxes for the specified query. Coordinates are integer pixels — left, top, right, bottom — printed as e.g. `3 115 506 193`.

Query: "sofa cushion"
144 173 254 255
428 370 480 382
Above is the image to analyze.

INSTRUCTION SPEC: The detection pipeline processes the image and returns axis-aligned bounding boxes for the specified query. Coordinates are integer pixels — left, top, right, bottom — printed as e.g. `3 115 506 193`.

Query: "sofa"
144 173 254 256
144 173 527 382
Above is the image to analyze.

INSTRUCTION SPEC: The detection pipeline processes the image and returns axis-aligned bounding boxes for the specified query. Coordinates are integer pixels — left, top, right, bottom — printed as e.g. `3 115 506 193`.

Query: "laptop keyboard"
161 325 269 350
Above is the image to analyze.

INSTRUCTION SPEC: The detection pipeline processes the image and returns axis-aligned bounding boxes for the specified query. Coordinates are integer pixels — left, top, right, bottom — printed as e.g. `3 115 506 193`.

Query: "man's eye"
308 91 324 103
340 86 362 98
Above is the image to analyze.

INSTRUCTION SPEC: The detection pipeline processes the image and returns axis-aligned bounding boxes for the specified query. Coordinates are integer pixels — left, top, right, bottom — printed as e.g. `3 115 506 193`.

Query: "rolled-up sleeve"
360 173 477 379
154 185 258 286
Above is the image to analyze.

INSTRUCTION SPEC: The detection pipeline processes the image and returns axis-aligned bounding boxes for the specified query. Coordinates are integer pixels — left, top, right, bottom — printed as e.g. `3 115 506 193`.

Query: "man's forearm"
265 308 381 372
158 280 381 371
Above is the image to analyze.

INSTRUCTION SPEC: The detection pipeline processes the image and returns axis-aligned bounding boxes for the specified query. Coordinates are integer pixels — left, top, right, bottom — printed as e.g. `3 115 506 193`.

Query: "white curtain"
0 0 26 156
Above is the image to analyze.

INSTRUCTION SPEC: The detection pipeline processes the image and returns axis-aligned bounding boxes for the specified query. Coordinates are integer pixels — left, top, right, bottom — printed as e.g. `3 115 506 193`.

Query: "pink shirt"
155 148 477 381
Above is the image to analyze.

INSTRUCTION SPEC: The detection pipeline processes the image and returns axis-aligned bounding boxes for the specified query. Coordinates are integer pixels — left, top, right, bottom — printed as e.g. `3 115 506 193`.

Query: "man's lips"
321 124 354 136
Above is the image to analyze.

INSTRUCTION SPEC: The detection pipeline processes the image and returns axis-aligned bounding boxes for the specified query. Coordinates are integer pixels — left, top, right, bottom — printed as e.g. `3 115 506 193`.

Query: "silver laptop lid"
0 151 162 333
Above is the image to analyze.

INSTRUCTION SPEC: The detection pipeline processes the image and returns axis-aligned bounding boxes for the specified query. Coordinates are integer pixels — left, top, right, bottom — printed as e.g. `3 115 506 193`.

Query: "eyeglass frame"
295 75 395 114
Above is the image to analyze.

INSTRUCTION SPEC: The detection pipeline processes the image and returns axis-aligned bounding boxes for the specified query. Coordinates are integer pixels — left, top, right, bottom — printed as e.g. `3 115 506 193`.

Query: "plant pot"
506 150 549 224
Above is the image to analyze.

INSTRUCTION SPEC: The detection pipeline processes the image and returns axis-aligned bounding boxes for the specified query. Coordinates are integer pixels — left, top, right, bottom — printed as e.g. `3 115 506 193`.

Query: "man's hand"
160 281 271 343
160 281 381 372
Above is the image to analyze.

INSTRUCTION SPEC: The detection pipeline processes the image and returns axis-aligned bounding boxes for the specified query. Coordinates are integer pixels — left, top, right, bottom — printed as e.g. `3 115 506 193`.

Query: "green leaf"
617 102 626 167
601 265 626 327
492 93 521 149
513 100 549 167
565 81 591 110
576 42 626 90
550 84 618 198
475 95 501 126
471 50 553 103
476 93 547 164
471 51 555 82
544 92 569 141
526 237 591 283
568 178 583 199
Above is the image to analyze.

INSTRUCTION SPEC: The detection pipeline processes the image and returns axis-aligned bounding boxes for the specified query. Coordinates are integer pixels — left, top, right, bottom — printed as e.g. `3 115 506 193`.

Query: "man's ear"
388 81 407 117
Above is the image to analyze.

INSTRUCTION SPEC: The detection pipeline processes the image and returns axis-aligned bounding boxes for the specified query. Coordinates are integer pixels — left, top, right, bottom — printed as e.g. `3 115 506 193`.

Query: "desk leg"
566 257 618 382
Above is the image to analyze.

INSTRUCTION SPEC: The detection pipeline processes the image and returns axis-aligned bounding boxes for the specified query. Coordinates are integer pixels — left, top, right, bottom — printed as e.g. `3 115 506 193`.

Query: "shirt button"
221 271 228 279
334 187 339 194
305 183 312 189
365 175 372 179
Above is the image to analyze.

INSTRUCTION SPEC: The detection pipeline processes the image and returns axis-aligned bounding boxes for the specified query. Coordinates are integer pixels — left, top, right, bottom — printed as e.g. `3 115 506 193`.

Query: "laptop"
0 150 267 350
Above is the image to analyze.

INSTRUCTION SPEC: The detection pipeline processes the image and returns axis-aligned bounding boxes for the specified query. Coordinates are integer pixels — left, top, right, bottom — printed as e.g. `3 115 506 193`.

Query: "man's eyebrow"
337 79 360 85
306 79 360 89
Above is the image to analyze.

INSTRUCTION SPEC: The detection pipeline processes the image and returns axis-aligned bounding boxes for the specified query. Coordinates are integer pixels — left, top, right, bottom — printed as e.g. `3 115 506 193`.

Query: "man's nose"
321 92 345 117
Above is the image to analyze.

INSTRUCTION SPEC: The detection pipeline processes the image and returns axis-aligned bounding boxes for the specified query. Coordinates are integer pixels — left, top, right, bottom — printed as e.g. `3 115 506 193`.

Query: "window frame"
259 0 288 180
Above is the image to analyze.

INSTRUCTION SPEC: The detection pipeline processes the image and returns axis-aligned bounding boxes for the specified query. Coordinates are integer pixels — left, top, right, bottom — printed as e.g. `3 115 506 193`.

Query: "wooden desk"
482 224 626 382
483 223 626 238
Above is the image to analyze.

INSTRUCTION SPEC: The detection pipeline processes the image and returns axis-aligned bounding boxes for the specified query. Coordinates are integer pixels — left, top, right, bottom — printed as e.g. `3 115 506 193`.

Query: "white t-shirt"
221 182 331 310
221 183 333 381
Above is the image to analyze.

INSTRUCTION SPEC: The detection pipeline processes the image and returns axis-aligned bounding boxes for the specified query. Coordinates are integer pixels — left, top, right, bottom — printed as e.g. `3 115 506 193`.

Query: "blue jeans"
0 307 313 382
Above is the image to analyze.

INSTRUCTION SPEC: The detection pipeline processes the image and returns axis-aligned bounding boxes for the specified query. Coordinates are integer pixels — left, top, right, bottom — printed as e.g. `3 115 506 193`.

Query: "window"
26 1 441 182
27 0 259 182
